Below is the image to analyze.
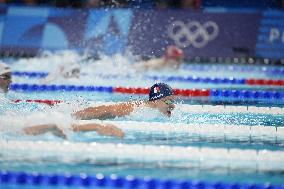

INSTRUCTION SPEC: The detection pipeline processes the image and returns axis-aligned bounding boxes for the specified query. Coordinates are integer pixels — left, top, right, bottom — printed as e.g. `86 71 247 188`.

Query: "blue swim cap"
149 83 174 101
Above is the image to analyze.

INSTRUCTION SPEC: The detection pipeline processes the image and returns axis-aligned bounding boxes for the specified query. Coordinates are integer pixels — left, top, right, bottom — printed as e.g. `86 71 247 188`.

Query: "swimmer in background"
0 62 12 94
134 45 184 71
41 62 81 83
0 63 123 139
42 46 183 83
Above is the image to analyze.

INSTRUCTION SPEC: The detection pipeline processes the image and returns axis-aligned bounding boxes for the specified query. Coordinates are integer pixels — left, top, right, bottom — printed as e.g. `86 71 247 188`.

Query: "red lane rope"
12 99 62 106
113 87 210 97
12 87 211 106
246 79 284 86
113 87 149 94
173 89 210 96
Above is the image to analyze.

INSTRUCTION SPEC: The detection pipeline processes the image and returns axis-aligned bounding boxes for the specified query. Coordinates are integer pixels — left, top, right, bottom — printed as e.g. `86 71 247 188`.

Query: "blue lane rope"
12 71 248 85
10 83 113 93
9 83 284 100
12 71 48 78
0 170 282 189
210 89 284 100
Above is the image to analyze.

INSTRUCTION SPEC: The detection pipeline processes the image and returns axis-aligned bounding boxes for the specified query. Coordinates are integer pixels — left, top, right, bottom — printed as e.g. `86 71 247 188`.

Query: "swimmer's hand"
95 124 125 139
72 123 124 139
50 126 67 139
24 124 67 139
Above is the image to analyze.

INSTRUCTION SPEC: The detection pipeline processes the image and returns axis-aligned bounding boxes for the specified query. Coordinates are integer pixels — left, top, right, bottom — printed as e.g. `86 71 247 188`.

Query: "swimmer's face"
0 72 12 93
153 95 176 117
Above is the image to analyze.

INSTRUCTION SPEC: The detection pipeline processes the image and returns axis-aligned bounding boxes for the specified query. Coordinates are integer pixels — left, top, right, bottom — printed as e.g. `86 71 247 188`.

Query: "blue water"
1 57 284 186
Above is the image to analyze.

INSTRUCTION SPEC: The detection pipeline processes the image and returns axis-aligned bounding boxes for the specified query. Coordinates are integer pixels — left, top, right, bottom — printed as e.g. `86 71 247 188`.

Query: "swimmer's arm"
71 123 124 138
73 105 115 120
73 104 133 120
23 124 67 139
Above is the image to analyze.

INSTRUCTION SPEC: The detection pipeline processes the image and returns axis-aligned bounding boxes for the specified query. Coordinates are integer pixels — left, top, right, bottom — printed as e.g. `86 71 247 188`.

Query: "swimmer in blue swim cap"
14 82 175 139
74 82 176 119
25 83 175 139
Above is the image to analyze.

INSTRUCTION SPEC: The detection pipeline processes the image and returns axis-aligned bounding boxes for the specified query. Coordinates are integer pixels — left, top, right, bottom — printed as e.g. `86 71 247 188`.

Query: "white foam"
0 102 76 133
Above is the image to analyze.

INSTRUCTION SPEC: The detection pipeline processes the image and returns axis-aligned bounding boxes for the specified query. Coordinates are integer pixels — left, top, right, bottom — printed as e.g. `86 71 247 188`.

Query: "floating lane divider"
178 104 284 115
0 170 282 189
12 99 62 106
10 83 113 93
1 140 284 172
182 64 284 75
12 71 284 86
11 100 284 115
10 83 284 100
79 120 284 140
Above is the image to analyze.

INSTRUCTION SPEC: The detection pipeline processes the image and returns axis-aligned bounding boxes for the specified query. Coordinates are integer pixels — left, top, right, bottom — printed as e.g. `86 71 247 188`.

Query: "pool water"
0 52 284 186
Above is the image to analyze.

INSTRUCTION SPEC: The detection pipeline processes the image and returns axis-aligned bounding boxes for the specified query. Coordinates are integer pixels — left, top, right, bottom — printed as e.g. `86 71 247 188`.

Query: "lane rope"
9 83 284 100
12 71 284 86
1 140 284 171
0 170 281 188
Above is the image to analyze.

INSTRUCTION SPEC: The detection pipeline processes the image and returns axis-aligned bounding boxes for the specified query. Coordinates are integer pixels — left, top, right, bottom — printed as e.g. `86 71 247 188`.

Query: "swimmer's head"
164 45 184 61
0 62 11 75
149 83 174 101
148 83 175 117
62 63 81 79
0 62 12 93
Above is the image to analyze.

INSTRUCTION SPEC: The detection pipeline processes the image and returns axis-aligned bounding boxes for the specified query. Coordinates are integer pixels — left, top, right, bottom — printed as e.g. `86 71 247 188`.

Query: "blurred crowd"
0 0 201 9
0 0 283 9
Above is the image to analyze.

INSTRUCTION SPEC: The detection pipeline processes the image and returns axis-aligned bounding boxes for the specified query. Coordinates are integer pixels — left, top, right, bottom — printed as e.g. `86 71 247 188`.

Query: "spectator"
177 0 201 9
104 0 129 8
84 0 102 8
24 0 36 5
156 0 169 9
54 0 83 8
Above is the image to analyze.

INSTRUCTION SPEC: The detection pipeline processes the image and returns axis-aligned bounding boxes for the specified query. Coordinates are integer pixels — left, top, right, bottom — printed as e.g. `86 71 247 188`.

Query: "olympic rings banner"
128 10 261 58
0 5 282 59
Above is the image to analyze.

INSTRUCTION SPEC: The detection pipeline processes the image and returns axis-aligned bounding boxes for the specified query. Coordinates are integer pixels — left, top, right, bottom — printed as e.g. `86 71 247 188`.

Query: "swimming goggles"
0 74 11 80
164 99 175 105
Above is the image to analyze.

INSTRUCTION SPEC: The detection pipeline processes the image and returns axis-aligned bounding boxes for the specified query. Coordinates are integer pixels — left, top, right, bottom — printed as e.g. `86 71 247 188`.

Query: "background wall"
0 5 283 60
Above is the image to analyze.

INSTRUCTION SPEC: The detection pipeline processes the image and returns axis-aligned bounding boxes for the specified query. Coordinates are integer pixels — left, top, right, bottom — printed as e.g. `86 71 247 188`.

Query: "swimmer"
73 83 176 120
42 62 81 83
26 83 175 139
2 63 176 139
0 63 123 139
134 45 184 71
0 62 12 94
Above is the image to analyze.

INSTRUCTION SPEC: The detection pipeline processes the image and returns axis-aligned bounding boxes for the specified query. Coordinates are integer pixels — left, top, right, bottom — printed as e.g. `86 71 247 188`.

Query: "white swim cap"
0 62 11 75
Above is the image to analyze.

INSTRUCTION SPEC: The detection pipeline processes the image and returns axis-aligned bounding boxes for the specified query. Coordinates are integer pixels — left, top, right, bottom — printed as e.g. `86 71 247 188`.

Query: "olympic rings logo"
168 20 219 48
